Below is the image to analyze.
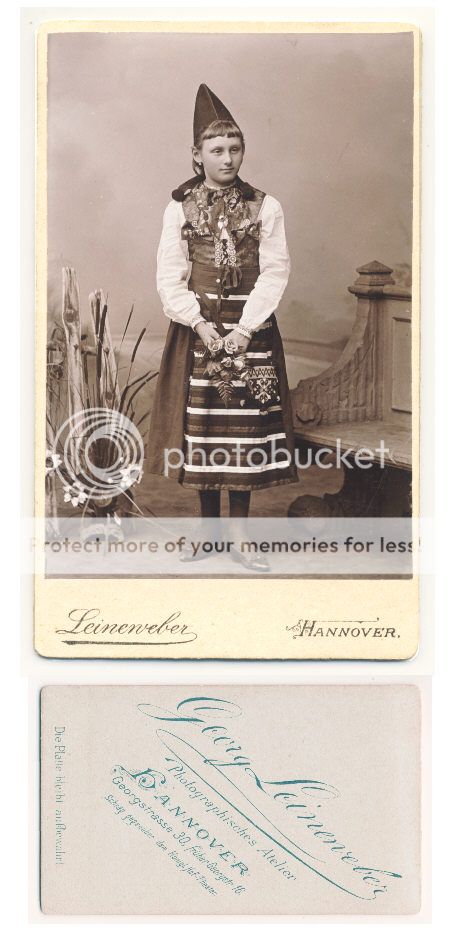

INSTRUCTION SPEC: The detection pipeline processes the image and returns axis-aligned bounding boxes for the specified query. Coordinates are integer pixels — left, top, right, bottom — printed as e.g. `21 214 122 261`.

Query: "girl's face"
193 135 244 187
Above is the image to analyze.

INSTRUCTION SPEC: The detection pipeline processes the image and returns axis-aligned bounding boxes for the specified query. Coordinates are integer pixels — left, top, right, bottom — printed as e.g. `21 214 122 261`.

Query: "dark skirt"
180 267 297 491
146 263 298 490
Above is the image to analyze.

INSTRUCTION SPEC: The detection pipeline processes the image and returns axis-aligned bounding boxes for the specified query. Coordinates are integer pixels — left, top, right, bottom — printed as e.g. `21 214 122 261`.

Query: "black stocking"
199 490 221 518
228 490 251 518
228 490 251 549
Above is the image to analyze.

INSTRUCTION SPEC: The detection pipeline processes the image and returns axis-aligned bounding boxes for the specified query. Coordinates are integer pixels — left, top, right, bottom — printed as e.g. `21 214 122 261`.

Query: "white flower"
224 337 238 354
209 338 225 357
45 451 62 476
234 356 247 372
118 463 143 489
63 481 88 507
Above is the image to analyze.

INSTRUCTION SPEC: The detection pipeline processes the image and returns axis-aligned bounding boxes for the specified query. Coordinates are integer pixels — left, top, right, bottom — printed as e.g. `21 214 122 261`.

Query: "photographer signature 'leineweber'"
56 608 197 645
129 695 402 902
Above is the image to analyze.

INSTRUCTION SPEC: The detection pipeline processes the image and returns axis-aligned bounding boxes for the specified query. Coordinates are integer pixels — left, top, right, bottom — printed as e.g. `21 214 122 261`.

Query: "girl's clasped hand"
195 320 250 352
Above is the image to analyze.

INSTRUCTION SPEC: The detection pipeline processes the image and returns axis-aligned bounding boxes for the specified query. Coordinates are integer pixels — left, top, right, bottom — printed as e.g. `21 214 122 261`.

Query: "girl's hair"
192 119 245 176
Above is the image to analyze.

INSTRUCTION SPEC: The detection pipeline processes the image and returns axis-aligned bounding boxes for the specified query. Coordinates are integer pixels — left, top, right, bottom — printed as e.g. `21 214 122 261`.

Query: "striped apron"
181 261 295 490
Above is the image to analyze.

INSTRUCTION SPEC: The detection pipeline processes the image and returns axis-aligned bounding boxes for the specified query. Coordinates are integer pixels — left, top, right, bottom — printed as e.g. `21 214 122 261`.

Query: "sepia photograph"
35 20 420 657
43 26 416 576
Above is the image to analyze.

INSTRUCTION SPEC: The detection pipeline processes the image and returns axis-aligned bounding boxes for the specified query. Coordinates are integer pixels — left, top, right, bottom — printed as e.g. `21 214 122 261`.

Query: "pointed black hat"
193 83 237 140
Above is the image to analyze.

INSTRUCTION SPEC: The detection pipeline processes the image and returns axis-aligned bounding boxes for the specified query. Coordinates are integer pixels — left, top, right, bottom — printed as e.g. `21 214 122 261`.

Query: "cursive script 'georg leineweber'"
136 695 402 902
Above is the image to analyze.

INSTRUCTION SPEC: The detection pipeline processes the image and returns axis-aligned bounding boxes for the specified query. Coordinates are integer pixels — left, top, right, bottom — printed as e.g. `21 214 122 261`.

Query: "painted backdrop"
47 29 414 349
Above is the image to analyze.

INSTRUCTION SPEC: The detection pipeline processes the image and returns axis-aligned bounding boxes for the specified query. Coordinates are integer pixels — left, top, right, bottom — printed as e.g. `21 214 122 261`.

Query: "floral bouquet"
202 336 281 412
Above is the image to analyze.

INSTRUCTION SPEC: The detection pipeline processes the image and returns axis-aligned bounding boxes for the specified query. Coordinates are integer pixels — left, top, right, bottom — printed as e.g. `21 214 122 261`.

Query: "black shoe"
230 546 271 572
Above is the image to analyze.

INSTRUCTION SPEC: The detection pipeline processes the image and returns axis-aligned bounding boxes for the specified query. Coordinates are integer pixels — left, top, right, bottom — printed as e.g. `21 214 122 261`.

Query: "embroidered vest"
181 182 266 269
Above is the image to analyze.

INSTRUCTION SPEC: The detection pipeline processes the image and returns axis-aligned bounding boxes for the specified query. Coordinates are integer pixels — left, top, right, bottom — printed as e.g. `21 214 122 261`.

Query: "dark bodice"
181 181 266 269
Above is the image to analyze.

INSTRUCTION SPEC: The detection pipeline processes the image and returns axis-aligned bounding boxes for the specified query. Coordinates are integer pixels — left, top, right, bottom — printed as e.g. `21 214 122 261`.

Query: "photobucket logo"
52 408 144 501
163 438 389 475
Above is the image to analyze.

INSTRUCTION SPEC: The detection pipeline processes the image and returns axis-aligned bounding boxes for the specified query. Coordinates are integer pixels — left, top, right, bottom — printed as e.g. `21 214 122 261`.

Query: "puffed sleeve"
156 200 205 329
237 195 291 333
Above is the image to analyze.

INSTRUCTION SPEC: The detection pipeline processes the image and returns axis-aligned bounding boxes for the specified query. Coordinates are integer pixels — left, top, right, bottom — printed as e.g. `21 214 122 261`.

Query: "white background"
1 0 445 934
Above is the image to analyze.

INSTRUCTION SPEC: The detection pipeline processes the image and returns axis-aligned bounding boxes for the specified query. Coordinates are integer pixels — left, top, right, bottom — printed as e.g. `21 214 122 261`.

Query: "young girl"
147 84 297 569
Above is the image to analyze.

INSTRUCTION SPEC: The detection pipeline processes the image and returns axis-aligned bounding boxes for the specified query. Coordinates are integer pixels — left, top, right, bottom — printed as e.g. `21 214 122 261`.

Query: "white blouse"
156 194 291 334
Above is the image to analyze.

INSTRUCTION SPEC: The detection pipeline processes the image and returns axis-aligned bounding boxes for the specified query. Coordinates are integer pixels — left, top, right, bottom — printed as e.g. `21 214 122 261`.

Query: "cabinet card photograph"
40 683 422 916
34 21 420 658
